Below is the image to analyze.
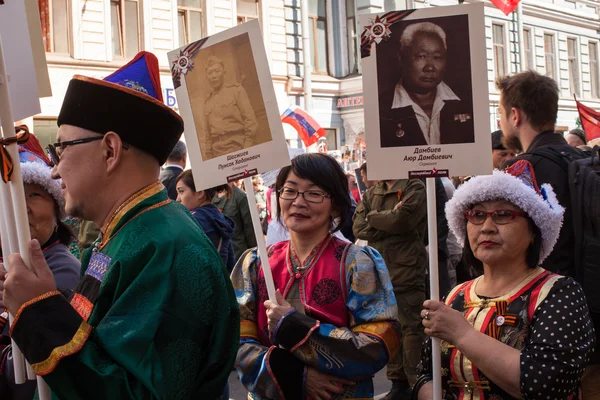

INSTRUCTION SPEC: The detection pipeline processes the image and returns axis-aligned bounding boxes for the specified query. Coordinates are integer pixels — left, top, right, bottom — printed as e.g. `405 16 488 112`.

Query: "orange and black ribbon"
0 125 30 183
0 308 8 332
487 300 518 340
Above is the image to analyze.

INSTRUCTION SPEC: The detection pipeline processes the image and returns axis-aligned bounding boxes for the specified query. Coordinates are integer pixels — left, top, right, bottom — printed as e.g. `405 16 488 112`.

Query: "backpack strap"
527 147 572 171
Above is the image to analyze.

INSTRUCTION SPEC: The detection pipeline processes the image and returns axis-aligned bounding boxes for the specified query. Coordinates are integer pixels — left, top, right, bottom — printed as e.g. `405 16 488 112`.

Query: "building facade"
32 0 600 153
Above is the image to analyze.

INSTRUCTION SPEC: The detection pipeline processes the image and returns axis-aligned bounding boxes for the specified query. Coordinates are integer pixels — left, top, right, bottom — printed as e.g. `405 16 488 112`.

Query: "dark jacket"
191 204 236 273
352 179 428 292
1 240 80 400
502 132 586 278
159 166 183 200
213 185 257 260
378 88 475 147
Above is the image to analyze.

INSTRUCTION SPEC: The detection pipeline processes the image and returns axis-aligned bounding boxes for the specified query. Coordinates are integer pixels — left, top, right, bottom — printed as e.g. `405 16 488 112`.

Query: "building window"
111 0 141 58
544 33 555 80
346 0 358 74
33 119 59 149
492 24 506 79
39 0 70 53
590 42 599 98
523 28 533 71
309 0 328 74
324 128 338 150
567 38 580 96
177 0 204 46
237 0 259 25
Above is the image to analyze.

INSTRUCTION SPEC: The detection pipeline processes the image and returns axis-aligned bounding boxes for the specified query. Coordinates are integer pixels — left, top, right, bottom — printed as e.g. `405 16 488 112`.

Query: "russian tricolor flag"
281 105 325 147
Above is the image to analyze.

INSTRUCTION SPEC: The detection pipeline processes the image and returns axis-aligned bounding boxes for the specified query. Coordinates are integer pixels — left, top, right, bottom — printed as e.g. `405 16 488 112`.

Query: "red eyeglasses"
464 209 526 225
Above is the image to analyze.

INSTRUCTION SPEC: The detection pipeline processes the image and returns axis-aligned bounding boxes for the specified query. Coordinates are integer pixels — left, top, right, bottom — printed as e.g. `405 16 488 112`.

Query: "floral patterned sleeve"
231 249 305 400
275 246 401 379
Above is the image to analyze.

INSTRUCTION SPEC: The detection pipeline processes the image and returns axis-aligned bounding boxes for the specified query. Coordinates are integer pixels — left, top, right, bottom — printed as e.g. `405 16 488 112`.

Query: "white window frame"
589 41 599 99
309 0 328 75
46 0 71 54
543 32 557 80
177 0 205 46
567 36 581 96
492 22 508 79
111 0 142 59
236 0 260 25
522 27 534 71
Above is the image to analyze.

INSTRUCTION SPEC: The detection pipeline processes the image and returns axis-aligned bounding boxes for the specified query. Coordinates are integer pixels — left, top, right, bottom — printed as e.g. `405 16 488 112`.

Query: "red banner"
490 0 521 15
576 99 600 141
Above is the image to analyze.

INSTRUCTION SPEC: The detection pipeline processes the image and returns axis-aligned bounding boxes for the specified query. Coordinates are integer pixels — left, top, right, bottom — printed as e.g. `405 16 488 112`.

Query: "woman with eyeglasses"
231 153 400 400
413 160 593 400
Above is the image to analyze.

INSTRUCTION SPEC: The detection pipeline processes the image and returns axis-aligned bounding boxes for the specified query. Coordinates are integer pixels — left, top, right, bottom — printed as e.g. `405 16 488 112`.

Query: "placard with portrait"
168 20 289 190
361 3 492 180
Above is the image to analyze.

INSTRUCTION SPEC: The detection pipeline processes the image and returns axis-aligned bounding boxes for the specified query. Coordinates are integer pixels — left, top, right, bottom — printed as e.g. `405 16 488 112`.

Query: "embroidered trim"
352 321 400 360
290 320 320 353
273 309 297 345
448 379 491 390
99 198 171 251
10 291 61 335
71 293 94 322
240 320 260 341
31 321 92 376
101 181 164 243
265 346 285 399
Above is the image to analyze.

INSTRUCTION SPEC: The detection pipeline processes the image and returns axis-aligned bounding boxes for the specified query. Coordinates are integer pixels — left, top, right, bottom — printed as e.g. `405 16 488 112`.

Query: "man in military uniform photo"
203 56 258 159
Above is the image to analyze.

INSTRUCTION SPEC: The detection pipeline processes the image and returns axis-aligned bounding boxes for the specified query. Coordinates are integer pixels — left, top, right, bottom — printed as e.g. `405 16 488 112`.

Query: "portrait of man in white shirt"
378 20 475 147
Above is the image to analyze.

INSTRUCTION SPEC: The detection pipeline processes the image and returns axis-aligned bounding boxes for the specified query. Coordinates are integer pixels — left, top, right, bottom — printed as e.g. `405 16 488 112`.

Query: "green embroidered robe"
11 183 240 399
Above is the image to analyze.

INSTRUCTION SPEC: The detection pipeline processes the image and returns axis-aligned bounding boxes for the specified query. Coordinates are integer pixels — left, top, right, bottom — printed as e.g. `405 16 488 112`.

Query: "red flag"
576 99 600 141
490 0 521 15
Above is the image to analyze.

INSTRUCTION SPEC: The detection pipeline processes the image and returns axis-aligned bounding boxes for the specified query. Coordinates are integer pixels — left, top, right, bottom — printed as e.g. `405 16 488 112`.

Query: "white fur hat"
18 133 66 219
445 160 564 264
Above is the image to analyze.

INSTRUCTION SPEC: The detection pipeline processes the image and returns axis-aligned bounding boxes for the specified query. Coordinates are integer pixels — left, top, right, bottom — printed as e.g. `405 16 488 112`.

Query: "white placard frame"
0 0 42 120
360 3 492 180
168 20 290 192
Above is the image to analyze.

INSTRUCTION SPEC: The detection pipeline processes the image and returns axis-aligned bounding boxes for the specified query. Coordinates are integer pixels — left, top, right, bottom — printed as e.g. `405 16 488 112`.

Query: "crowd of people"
0 50 598 400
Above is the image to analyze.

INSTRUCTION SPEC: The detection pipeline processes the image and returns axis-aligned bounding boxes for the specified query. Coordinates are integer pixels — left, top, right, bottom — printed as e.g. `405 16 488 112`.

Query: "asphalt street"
227 368 392 399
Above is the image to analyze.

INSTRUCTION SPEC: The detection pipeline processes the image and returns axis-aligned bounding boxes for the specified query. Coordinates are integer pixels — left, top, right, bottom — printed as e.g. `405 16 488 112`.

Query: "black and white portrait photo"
377 15 475 147
361 4 492 180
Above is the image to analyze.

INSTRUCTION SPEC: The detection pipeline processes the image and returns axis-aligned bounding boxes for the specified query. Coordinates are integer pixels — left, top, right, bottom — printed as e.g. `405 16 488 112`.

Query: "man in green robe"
0 51 239 399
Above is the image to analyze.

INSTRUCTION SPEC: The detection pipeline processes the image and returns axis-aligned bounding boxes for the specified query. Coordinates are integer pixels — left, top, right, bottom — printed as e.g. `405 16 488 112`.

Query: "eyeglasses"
46 137 104 166
464 209 527 225
279 187 331 204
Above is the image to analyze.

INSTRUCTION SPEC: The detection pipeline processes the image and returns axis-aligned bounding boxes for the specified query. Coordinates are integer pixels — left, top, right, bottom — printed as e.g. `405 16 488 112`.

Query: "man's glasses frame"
46 137 129 166
464 209 526 225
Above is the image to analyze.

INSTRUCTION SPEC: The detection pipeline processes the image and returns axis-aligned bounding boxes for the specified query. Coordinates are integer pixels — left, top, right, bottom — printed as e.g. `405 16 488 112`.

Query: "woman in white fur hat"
414 160 594 400
0 130 80 400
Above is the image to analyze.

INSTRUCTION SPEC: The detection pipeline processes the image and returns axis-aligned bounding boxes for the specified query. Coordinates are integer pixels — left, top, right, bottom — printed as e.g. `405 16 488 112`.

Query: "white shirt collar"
164 164 184 170
392 80 460 109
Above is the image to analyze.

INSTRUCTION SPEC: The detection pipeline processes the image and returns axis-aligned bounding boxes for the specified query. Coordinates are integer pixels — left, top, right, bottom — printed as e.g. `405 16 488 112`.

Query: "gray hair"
400 22 447 52
167 140 187 162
